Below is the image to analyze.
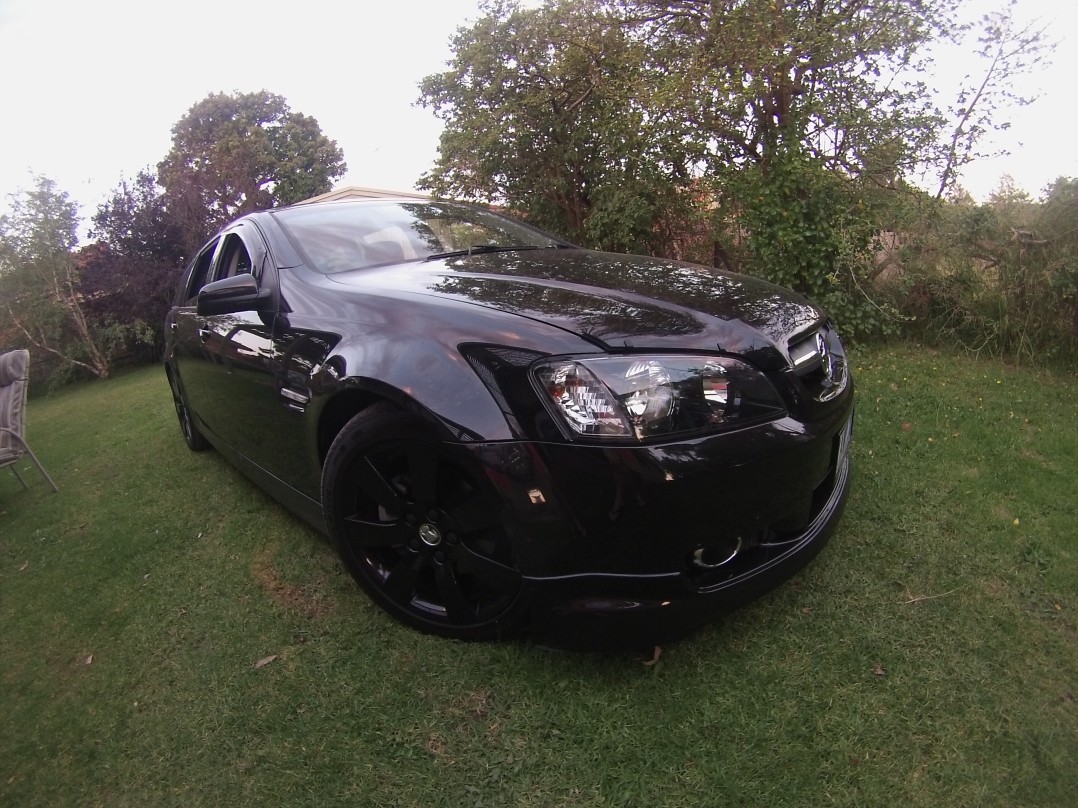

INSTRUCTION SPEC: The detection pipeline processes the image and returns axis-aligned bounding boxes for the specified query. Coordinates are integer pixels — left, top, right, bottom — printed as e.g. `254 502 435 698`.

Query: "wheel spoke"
354 456 406 515
381 553 424 605
343 516 411 548
405 444 438 509
455 544 519 593
434 562 474 624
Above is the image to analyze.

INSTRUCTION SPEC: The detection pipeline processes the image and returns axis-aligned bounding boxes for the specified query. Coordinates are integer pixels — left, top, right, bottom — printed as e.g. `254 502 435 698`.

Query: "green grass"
2 346 1075 807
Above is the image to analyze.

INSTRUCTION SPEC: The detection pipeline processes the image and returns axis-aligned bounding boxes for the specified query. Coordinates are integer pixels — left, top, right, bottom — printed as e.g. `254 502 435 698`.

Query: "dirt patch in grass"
458 687 493 720
1060 621 1078 646
426 732 452 762
251 550 334 620
982 578 1009 599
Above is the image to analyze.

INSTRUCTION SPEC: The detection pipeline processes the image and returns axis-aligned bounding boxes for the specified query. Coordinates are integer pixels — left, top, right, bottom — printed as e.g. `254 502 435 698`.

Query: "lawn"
1 345 1075 807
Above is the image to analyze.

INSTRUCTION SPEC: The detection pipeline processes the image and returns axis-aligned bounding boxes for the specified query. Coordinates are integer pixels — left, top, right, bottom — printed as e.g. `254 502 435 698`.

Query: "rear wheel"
167 372 209 452
322 407 526 640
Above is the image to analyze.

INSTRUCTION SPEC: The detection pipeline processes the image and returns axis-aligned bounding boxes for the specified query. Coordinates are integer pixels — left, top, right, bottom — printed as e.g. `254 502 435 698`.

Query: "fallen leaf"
1012 518 1020 526
873 663 886 677
901 422 912 431
19 562 28 572
254 655 278 669
83 654 93 666
641 646 663 667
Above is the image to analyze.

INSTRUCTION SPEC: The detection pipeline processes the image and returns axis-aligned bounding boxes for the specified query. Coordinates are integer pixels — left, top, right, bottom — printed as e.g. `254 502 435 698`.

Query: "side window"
184 238 220 303
215 234 254 281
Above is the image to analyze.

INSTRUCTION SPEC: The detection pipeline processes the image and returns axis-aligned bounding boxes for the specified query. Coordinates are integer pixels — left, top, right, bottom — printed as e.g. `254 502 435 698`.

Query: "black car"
164 199 853 649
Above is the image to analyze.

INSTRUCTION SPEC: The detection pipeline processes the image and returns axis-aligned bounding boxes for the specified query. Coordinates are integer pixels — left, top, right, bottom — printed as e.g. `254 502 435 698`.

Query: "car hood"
328 249 823 368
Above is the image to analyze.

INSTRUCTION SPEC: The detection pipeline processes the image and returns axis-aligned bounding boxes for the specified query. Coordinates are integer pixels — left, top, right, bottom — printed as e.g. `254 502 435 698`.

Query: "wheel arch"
317 387 393 469
315 380 486 471
312 334 526 470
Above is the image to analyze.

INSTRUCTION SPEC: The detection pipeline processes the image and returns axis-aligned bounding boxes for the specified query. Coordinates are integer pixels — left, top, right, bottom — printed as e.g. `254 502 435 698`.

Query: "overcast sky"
1 0 1074 231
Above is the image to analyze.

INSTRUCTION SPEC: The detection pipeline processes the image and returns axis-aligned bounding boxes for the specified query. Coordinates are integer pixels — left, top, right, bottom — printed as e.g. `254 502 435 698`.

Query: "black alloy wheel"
322 407 526 640
167 372 209 452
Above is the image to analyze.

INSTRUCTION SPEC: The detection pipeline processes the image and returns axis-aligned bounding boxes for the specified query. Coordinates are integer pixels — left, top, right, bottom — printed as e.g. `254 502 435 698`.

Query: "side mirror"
196 274 272 316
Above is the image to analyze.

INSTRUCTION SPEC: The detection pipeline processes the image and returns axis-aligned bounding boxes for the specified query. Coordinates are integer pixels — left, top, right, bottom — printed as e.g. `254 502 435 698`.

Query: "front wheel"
322 407 527 641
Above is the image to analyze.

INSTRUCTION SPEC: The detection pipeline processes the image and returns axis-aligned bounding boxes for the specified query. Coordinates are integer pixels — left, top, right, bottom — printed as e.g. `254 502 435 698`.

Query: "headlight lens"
533 355 785 440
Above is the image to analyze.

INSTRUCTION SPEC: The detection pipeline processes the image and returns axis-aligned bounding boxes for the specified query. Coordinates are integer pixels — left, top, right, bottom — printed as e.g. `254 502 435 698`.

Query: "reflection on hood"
331 248 824 364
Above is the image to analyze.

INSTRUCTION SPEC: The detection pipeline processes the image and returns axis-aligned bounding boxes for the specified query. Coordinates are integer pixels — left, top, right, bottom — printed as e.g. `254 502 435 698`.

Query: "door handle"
198 329 211 342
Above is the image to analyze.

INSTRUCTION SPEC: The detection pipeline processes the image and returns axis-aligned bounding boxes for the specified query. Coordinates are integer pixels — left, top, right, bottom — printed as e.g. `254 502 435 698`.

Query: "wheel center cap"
418 523 442 547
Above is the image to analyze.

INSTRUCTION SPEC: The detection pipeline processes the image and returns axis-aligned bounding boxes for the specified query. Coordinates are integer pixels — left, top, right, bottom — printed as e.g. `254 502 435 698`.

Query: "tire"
322 406 527 641
167 371 210 452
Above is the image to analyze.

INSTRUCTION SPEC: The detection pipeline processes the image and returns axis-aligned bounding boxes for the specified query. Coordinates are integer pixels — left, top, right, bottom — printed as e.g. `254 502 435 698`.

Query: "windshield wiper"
425 244 544 261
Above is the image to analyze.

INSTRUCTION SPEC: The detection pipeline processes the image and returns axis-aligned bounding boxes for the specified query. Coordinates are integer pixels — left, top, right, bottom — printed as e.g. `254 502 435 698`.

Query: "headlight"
532 355 785 441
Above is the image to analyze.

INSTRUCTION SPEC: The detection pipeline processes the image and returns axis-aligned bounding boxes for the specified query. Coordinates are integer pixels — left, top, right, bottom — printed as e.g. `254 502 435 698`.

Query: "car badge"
816 332 834 382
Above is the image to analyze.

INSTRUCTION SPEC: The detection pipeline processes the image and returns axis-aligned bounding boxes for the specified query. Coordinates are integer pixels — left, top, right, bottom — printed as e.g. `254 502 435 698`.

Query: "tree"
87 170 188 359
421 0 1050 339
0 177 111 378
934 3 1051 199
418 0 700 254
91 169 186 266
618 0 967 335
158 90 347 251
623 0 952 178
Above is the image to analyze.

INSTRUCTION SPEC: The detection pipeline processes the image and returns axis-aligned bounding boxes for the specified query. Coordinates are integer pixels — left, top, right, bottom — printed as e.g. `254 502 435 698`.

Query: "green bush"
720 150 905 342
895 185 1078 366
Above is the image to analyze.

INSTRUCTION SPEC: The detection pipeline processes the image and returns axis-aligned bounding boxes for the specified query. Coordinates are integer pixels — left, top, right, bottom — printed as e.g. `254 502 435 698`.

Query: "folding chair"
0 349 59 493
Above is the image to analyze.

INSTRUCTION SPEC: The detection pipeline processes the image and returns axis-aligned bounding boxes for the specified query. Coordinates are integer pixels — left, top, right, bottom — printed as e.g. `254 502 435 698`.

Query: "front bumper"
526 427 850 649
460 405 854 649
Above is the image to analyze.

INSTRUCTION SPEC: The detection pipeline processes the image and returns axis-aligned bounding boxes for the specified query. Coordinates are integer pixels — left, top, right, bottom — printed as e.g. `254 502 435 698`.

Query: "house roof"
295 185 431 205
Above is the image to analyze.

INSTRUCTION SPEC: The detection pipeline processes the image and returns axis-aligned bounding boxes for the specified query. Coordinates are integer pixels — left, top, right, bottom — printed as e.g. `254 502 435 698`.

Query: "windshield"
271 201 562 273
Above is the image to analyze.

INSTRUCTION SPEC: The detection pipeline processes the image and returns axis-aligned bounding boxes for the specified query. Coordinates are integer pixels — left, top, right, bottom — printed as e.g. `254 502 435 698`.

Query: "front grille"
788 323 848 402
